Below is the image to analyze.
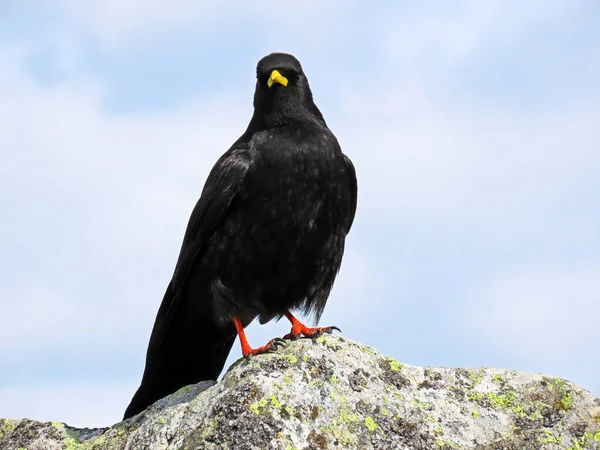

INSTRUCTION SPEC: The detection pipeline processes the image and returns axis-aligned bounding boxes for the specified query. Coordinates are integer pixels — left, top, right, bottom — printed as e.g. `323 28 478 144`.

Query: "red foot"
283 312 341 340
234 317 287 359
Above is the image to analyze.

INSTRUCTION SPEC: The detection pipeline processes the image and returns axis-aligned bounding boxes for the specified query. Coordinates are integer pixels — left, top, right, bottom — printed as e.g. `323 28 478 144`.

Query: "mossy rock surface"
1 336 599 449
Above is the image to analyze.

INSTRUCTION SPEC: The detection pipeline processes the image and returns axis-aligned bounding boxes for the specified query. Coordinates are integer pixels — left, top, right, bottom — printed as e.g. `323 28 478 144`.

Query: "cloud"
0 47 248 356
333 85 600 227
0 381 133 427
467 265 600 358
53 0 347 48
380 0 575 65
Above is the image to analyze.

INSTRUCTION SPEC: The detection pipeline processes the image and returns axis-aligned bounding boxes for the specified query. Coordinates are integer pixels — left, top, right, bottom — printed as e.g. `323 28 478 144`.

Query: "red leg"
283 312 341 340
234 317 287 358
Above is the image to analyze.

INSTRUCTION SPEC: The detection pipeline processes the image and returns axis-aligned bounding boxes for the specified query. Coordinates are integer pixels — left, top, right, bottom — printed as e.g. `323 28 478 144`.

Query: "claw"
284 325 342 340
283 332 301 340
272 337 288 348
242 337 288 359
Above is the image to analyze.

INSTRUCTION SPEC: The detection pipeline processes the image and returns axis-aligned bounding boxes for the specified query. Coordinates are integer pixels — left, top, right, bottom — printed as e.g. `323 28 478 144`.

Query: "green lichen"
175 385 192 395
493 374 503 383
0 419 16 439
381 408 389 416
471 411 479 418
339 406 359 424
269 394 282 409
487 391 515 409
157 417 165 424
200 415 221 440
559 391 573 410
302 355 309 362
427 416 435 423
567 430 600 450
469 372 483 384
538 430 561 445
467 392 482 401
63 432 107 450
319 424 355 446
360 345 375 355
435 440 460 448
208 417 219 429
280 354 298 364
387 357 404 372
316 336 327 344
318 397 361 445
330 375 339 385
284 376 292 386
249 397 269 415
412 398 429 410
364 416 377 433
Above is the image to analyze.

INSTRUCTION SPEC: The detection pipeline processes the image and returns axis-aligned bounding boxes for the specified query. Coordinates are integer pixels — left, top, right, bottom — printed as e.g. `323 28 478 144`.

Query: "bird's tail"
123 285 237 420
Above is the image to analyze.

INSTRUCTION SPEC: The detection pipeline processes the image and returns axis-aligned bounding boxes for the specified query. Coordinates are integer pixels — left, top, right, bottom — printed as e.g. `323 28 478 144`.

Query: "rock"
1 335 599 449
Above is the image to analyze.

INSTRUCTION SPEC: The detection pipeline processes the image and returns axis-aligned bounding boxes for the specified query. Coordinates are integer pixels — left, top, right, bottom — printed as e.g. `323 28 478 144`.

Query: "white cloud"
467 265 600 357
0 47 249 354
0 381 133 427
333 84 600 225
380 0 576 66
54 0 346 48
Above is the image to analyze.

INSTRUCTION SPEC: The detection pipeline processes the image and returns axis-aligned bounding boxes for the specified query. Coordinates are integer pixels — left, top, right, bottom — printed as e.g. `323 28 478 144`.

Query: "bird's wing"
149 146 252 333
171 147 251 291
343 153 358 234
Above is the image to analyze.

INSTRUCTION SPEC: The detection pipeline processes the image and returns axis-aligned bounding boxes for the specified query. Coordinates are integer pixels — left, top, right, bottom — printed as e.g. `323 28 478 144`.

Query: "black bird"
123 53 357 419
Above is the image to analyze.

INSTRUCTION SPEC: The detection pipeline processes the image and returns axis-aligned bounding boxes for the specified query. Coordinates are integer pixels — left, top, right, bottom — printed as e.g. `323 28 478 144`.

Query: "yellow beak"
267 70 288 88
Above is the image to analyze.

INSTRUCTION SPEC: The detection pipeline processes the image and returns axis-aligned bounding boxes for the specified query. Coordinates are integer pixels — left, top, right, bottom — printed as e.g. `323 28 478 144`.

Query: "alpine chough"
123 53 358 419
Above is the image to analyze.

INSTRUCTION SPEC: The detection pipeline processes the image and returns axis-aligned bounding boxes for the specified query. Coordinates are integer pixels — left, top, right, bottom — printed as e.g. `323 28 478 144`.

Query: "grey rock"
1 336 599 449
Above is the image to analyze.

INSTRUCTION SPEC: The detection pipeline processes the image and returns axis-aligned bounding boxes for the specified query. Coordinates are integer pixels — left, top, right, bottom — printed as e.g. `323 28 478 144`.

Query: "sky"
1 0 599 428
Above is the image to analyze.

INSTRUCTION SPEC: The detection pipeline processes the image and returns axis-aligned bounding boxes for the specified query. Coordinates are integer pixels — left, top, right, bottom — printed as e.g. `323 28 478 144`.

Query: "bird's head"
251 53 325 128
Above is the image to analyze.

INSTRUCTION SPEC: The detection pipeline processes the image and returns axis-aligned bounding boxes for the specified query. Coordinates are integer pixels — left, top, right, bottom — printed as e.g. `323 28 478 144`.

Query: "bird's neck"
246 105 326 133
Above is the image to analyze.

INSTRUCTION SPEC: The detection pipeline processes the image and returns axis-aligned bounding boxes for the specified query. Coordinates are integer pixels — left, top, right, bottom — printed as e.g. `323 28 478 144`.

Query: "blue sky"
1 1 599 427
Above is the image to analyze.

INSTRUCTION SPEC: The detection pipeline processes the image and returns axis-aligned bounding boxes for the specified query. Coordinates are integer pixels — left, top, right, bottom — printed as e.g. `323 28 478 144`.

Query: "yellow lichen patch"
487 391 515 409
434 439 460 448
538 430 561 445
469 372 483 384
412 398 430 410
387 357 404 372
559 391 573 410
280 354 298 364
364 416 377 433
249 398 269 415
270 394 282 409
467 391 483 402
0 419 16 439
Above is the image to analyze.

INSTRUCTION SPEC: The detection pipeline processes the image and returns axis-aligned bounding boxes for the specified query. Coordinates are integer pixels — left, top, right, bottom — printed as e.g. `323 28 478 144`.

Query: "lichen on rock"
1 336 598 449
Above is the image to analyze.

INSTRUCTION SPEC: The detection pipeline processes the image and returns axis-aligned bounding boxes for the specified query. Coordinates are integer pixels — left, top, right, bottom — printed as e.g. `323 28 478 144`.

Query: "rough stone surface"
1 336 599 449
